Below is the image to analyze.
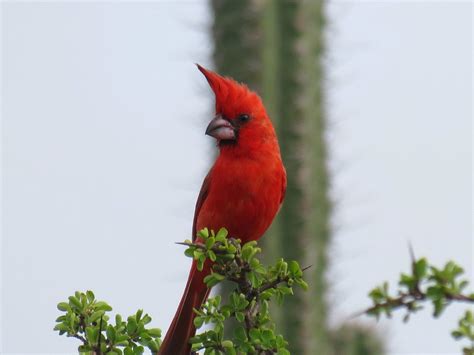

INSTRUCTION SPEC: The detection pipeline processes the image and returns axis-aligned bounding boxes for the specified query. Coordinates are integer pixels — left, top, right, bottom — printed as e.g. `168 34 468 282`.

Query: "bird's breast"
196 156 284 243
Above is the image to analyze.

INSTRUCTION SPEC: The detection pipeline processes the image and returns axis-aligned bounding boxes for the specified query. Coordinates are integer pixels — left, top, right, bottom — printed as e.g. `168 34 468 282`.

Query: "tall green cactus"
211 0 263 92
210 1 384 354
272 1 331 353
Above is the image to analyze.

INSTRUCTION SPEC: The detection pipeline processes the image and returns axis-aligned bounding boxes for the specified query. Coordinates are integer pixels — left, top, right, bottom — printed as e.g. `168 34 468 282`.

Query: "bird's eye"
238 114 250 123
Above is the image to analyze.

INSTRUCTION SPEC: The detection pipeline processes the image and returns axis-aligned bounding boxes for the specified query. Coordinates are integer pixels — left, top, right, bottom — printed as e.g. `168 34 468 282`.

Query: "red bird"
159 65 286 354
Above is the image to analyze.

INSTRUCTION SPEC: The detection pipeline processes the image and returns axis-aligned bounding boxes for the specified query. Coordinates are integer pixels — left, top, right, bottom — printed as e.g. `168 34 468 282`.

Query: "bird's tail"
159 260 211 355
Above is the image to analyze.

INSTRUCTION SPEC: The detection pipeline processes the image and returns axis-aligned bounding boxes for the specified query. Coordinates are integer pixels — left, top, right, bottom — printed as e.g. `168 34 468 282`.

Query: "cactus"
268 1 332 353
211 0 263 92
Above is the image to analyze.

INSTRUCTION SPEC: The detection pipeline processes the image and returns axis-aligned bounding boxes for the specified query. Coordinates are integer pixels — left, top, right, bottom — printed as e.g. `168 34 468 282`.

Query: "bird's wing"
192 168 213 242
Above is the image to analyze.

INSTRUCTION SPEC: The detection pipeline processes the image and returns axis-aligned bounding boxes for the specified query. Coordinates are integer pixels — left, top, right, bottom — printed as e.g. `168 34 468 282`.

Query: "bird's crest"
196 64 262 119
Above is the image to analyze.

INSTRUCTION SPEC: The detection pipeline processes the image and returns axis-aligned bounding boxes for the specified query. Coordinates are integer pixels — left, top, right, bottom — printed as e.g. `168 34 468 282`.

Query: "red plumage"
159 65 286 354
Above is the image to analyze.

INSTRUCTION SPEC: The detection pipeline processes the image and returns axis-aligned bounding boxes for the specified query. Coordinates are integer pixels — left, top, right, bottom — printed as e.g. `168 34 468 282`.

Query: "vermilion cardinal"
159 65 286 354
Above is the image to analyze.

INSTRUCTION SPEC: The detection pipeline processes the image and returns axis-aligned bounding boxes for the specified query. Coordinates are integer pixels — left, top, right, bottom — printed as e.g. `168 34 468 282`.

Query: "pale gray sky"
1 1 472 354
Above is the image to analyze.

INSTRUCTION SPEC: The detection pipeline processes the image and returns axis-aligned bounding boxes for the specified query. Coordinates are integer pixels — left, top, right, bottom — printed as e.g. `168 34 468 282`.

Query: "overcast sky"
1 1 472 354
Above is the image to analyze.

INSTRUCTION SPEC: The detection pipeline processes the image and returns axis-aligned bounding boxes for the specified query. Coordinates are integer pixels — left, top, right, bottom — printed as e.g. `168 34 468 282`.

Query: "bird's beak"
205 115 236 141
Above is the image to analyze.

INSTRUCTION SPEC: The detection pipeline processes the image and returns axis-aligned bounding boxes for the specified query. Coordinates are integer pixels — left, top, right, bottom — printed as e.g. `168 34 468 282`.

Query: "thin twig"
97 315 104 355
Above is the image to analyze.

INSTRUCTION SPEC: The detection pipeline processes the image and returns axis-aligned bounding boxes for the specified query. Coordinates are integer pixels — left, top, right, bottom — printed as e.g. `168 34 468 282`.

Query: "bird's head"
197 64 276 151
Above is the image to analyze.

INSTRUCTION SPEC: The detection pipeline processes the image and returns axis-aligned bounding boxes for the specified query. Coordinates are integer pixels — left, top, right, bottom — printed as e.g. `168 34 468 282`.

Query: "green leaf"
136 309 143 322
57 302 70 312
95 301 113 312
141 314 152 325
115 340 129 347
133 345 144 354
147 328 161 338
106 324 116 342
452 330 464 339
86 290 95 303
235 312 245 323
78 344 92 353
296 279 309 291
204 274 220 288
426 286 443 300
208 250 217 262
216 228 228 240
234 325 247 342
279 286 293 296
414 258 428 279
197 256 205 271
213 272 225 281
194 316 204 329
146 339 159 352
184 247 194 258
193 249 203 260
205 237 215 249
68 296 82 310
89 310 105 323
241 245 255 261
227 244 237 254
198 228 209 239
222 340 234 348
85 327 98 344
127 317 137 335
288 260 302 277
249 328 260 341
250 258 260 269
54 323 69 332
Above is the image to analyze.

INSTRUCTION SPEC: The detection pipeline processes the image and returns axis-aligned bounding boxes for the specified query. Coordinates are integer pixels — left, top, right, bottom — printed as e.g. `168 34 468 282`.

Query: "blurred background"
1 1 471 354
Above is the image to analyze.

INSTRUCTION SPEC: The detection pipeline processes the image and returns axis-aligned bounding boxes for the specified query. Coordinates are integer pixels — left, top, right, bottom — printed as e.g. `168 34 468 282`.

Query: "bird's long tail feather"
159 260 211 355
